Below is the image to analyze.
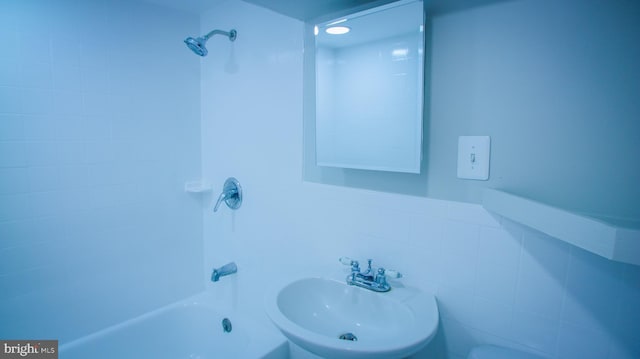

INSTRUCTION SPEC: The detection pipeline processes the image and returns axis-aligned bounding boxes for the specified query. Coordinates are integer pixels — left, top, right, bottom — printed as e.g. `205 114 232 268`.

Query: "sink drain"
339 332 358 341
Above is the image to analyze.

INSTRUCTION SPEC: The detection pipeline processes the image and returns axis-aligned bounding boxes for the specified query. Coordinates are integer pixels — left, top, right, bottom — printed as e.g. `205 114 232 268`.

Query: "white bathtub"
59 292 288 359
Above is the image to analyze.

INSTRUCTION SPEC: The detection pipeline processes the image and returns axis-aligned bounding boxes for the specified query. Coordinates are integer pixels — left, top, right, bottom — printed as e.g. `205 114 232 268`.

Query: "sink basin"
265 277 439 359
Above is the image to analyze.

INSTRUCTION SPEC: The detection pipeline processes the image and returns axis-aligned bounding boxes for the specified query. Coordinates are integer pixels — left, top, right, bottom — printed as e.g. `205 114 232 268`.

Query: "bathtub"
59 292 288 359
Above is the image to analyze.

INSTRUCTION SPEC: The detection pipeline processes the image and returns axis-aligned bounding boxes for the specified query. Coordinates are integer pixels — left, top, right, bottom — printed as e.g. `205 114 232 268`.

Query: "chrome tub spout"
211 262 237 282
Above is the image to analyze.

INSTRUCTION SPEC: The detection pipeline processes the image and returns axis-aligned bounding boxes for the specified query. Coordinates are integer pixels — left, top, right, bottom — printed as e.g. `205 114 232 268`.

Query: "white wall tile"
408 213 445 249
556 321 611 359
82 140 116 163
51 34 83 69
22 216 70 244
52 90 83 116
475 226 521 305
23 114 59 140
514 229 570 318
0 220 33 249
407 215 445 288
17 30 52 62
617 265 640 325
55 116 85 141
82 93 113 116
81 65 111 93
469 296 513 338
437 284 475 324
608 342 640 359
27 166 63 192
439 318 478 357
447 201 502 228
561 248 623 331
0 0 202 344
21 89 55 115
0 56 21 87
608 310 638 357
19 60 53 89
0 168 30 194
0 194 32 221
509 310 559 356
86 163 128 186
440 220 480 290
0 142 27 167
52 63 83 91
0 86 23 113
0 114 25 140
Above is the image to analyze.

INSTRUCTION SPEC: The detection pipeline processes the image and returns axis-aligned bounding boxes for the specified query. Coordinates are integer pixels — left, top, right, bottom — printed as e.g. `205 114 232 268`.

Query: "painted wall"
426 0 640 221
202 0 639 358
0 0 202 343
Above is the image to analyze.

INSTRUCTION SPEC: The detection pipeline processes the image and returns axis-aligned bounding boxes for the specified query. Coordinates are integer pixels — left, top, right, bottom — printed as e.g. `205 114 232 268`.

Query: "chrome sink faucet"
339 257 402 292
359 259 374 281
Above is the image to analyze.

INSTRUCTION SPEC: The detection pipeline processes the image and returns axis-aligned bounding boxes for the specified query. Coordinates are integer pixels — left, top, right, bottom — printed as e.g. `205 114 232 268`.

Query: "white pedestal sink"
265 277 439 359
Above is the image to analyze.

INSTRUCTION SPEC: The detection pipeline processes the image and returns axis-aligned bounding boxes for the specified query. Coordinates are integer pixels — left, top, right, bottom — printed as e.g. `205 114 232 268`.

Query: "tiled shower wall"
0 0 203 343
200 1 640 358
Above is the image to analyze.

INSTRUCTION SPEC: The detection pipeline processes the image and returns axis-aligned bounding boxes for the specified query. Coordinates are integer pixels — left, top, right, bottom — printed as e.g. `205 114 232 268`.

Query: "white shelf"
482 189 640 266
184 180 212 193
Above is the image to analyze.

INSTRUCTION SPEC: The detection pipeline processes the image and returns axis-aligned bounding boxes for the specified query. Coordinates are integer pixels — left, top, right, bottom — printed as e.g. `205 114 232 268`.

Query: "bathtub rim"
59 290 287 357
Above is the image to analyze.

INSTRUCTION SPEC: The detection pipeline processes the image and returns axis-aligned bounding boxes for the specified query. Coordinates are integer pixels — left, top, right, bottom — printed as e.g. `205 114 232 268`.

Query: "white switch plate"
457 136 490 180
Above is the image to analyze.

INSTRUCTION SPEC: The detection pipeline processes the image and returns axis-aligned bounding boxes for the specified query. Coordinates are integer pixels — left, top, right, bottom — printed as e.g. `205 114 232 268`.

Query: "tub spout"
211 262 237 282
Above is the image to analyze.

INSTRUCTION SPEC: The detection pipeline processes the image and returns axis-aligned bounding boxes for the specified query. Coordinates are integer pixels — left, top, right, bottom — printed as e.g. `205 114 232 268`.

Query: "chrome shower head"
184 36 208 56
184 29 237 57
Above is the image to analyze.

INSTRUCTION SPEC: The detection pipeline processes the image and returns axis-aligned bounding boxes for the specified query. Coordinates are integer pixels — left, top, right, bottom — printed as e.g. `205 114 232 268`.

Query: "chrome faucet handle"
213 177 242 212
339 256 356 266
378 268 403 279
375 268 386 285
339 257 360 273
213 191 228 212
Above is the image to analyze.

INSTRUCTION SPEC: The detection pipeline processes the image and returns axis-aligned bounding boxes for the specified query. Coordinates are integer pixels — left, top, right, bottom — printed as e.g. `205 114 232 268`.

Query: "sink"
265 277 439 359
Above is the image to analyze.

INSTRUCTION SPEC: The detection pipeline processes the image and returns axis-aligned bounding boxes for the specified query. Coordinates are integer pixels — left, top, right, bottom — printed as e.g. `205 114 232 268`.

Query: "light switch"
457 136 490 180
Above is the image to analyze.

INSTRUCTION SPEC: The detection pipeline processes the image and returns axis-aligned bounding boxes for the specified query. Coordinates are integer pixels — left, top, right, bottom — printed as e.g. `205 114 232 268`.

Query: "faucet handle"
339 257 361 273
213 177 242 212
213 191 228 212
384 269 403 279
339 257 356 266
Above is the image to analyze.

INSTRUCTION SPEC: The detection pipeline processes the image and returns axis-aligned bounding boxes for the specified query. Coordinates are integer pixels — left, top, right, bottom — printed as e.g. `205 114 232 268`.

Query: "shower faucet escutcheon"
213 177 242 212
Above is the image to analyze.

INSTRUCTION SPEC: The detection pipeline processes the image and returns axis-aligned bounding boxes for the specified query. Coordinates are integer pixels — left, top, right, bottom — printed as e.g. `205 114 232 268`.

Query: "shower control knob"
213 177 242 212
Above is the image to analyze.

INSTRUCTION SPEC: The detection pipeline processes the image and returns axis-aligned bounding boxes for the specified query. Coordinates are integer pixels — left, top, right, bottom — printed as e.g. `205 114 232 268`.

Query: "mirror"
314 0 425 173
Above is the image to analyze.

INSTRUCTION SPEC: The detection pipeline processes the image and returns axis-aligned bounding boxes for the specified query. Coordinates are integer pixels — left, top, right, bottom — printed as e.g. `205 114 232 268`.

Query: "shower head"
184 29 237 57
185 36 208 56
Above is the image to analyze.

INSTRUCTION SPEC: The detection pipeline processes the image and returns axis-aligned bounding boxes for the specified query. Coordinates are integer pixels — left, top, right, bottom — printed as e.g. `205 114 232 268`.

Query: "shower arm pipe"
203 29 237 42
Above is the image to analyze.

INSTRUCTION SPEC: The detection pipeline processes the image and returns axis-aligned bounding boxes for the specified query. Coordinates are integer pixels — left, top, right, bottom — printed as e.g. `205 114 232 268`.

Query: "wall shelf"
184 180 212 193
482 189 640 266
